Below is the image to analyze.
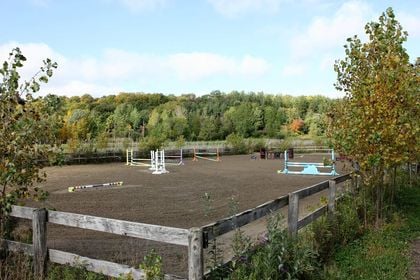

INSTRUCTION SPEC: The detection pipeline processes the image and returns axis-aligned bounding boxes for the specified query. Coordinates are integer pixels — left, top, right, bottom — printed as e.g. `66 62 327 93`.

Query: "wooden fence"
2 173 356 280
1 207 197 280
200 173 356 275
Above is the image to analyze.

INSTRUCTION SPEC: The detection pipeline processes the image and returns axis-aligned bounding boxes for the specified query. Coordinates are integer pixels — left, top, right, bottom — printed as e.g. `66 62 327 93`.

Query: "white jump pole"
161 150 168 173
149 150 155 170
126 149 132 165
152 149 161 175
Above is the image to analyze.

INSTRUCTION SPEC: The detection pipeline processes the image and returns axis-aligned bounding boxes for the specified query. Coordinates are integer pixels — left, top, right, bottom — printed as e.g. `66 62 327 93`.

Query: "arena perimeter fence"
61 148 240 165
1 173 355 280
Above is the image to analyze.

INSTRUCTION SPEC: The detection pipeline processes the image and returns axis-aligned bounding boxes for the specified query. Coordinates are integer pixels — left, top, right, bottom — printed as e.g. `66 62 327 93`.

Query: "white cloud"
0 41 67 81
0 42 270 97
239 55 270 76
208 0 283 17
281 1 372 77
290 1 371 60
117 0 168 12
168 53 269 80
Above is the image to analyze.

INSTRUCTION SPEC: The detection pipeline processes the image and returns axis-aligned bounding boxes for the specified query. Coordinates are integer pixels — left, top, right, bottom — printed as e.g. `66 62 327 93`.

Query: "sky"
0 0 419 98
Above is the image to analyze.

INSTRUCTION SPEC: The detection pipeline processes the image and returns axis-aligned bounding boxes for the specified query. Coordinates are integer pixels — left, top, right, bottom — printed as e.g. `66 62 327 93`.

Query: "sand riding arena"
24 153 348 277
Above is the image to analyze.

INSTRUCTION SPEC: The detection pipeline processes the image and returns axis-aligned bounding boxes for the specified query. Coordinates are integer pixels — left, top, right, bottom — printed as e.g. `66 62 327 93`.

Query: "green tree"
0 48 58 235
329 8 419 225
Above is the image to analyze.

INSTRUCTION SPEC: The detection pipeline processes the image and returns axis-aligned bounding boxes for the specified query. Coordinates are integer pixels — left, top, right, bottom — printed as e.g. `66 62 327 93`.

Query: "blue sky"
0 0 419 98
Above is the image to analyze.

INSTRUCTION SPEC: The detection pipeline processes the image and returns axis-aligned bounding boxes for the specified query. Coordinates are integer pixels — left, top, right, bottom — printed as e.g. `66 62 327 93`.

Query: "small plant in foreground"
139 249 164 280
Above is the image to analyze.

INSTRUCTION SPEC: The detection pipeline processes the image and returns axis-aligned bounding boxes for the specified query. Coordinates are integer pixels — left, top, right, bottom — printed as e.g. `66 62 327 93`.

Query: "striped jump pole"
193 148 221 162
68 181 123 192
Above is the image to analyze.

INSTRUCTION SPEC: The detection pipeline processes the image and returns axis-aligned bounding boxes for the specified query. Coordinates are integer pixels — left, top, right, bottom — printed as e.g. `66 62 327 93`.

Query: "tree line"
39 91 335 150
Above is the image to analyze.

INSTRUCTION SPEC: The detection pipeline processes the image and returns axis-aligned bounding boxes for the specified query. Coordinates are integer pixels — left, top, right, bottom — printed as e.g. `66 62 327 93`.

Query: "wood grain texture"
48 210 189 246
49 249 185 280
334 173 352 184
32 209 47 280
10 205 36 219
202 195 288 241
288 192 299 236
0 239 33 256
188 228 204 280
293 181 329 199
328 180 336 213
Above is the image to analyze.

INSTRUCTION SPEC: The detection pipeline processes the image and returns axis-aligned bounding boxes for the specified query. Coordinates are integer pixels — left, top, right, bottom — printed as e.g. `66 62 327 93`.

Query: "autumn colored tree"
289 119 305 134
0 48 58 235
329 8 419 225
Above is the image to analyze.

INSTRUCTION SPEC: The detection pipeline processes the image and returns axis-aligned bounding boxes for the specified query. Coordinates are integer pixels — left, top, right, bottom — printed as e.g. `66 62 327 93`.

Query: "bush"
138 135 167 151
48 263 107 280
225 133 247 154
227 214 318 280
311 194 364 263
246 138 266 153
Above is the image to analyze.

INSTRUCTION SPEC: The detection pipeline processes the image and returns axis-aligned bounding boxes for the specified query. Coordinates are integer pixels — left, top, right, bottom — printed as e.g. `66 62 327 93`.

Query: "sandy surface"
23 153 348 277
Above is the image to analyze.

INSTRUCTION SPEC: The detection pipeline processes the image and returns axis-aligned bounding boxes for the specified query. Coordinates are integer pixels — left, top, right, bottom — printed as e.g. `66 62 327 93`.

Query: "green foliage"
311 194 365 263
138 135 167 151
139 249 164 280
33 90 335 147
246 138 266 152
225 133 247 154
174 135 185 149
48 262 107 280
227 214 318 280
329 7 419 224
0 48 58 235
319 181 420 280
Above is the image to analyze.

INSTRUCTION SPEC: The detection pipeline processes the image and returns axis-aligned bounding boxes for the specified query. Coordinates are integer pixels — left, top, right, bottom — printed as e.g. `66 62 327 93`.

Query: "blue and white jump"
279 149 338 176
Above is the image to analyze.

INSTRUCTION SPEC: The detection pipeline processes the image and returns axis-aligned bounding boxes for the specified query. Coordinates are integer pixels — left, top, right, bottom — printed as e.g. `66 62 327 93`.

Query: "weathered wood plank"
288 193 299 236
202 195 288 241
48 210 189 246
33 208 47 280
49 249 185 280
293 181 329 199
334 173 351 184
188 228 203 280
10 205 36 219
0 239 33 256
328 180 336 214
297 205 327 230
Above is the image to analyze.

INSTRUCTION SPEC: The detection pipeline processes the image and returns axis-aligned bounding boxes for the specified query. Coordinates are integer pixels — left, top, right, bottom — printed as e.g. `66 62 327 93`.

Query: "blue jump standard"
279 149 339 176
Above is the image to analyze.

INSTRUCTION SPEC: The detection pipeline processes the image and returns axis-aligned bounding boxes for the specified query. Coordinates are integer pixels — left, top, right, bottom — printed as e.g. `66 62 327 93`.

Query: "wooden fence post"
32 208 47 280
356 174 361 190
188 227 203 280
288 192 299 237
328 180 336 214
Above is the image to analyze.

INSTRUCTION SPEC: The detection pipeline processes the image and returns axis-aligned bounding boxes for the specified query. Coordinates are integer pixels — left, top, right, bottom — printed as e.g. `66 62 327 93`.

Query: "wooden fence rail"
3 173 353 280
202 173 354 276
4 206 194 280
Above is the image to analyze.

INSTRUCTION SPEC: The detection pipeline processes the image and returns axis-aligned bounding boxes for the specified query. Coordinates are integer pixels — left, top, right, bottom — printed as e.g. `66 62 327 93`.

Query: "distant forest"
38 91 336 150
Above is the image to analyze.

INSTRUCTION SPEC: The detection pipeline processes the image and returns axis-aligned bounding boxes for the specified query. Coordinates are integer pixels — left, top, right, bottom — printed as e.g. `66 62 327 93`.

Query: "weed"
139 249 164 280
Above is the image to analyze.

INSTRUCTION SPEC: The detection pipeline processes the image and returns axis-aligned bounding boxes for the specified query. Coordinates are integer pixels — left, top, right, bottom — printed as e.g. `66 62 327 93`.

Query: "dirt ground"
24 153 348 277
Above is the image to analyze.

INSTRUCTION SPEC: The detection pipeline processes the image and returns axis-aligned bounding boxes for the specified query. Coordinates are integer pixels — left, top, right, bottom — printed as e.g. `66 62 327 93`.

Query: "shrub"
225 133 247 154
139 250 164 280
311 194 364 263
228 214 318 280
138 135 167 151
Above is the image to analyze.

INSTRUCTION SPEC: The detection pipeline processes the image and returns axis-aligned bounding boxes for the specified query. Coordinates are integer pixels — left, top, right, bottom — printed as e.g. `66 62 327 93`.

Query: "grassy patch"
324 186 420 280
